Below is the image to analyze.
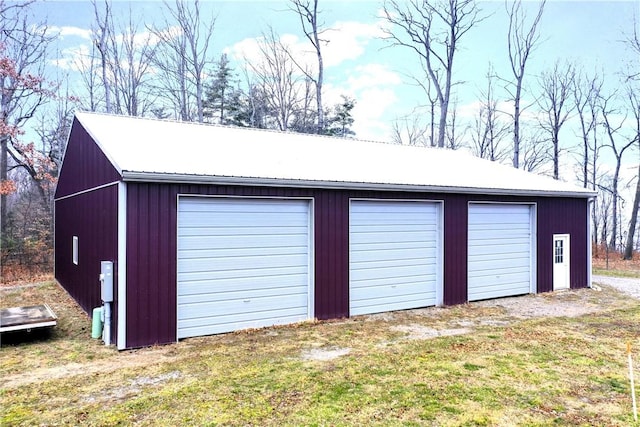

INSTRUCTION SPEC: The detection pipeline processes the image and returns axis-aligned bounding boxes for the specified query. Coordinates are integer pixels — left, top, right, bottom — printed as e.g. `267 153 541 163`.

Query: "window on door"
554 239 563 264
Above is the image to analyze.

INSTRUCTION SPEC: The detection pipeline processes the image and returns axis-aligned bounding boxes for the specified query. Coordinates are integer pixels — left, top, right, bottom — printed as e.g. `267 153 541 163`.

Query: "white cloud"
345 63 402 91
225 19 385 70
58 26 93 40
325 63 402 142
352 87 398 141
321 21 385 67
50 45 92 72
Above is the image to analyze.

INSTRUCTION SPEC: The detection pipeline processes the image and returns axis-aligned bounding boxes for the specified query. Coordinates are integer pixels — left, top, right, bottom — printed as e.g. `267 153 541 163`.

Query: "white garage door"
177 197 311 339
349 200 441 316
468 203 533 301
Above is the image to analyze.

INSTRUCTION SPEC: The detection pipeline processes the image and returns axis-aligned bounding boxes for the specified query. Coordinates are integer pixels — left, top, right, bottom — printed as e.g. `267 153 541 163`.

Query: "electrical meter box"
100 261 114 302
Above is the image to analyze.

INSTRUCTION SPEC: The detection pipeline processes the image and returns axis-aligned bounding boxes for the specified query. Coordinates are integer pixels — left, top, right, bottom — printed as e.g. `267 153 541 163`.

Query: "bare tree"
290 0 325 134
505 0 546 168
149 0 215 122
623 85 640 259
30 85 75 232
408 76 439 146
115 10 157 116
520 130 550 173
600 90 637 250
623 17 640 259
382 0 483 148
246 29 308 131
237 67 269 129
445 98 465 149
391 113 429 146
470 66 509 161
597 180 614 262
625 171 639 258
89 2 158 116
537 61 575 180
73 42 102 112
92 0 115 113
572 68 602 188
624 14 640 82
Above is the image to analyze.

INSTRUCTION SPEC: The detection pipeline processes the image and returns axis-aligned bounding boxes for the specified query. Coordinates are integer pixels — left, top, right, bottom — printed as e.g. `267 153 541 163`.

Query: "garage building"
54 112 596 349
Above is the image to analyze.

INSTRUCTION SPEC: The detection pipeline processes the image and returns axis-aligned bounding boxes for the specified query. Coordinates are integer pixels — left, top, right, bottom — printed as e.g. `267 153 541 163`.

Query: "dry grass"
592 247 640 278
2 279 640 426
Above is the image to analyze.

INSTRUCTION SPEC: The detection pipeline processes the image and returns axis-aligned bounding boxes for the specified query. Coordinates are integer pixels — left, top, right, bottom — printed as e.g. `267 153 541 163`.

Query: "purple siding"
125 183 352 348
54 184 119 341
536 197 589 292
125 183 177 347
55 118 121 199
443 195 469 304
314 190 350 320
122 182 589 349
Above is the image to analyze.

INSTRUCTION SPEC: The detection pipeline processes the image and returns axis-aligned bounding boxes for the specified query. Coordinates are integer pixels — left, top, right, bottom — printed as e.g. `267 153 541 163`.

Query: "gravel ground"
465 277 639 321
593 275 640 299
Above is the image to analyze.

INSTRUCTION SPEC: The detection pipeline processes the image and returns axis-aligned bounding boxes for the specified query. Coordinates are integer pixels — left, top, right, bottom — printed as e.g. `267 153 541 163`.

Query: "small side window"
73 236 79 265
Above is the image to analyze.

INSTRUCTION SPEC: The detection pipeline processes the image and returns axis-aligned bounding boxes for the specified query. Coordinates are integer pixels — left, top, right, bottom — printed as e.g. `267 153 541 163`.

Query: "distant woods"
0 0 638 278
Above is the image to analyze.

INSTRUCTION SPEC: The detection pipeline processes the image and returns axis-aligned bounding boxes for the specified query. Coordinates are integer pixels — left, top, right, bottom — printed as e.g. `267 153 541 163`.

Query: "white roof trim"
121 172 595 198
74 112 596 199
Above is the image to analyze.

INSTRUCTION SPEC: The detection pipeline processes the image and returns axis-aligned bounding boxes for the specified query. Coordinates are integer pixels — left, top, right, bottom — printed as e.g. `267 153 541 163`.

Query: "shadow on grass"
1 327 56 346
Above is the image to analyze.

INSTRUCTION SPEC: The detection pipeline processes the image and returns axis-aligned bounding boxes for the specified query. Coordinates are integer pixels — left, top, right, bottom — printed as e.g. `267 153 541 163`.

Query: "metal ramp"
0 304 57 333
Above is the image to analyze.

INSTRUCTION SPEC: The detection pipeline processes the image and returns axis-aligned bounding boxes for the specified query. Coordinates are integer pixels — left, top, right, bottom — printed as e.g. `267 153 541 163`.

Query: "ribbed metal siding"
123 181 589 348
125 183 350 348
126 183 176 347
54 185 119 328
536 197 588 292
314 190 349 320
443 195 468 305
54 118 121 199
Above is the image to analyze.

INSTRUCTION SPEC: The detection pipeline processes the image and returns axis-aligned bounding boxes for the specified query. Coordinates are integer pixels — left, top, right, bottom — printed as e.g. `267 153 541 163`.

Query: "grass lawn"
2 280 640 426
592 251 640 279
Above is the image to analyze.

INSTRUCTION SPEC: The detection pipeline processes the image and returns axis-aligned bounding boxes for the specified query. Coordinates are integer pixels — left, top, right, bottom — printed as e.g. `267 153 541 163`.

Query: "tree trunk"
623 166 640 259
553 129 559 180
513 77 522 168
316 50 324 134
610 165 620 250
583 135 588 187
0 135 8 246
437 100 448 148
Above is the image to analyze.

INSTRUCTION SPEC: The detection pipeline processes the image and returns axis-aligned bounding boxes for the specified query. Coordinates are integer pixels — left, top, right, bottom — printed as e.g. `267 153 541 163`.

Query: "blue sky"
28 0 639 181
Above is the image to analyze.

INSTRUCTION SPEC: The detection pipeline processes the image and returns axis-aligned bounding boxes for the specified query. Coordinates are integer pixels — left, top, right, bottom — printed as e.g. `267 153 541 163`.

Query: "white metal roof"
74 112 596 198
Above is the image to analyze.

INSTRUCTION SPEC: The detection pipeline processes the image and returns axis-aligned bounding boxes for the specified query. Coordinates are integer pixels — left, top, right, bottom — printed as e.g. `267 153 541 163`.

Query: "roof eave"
121 171 598 199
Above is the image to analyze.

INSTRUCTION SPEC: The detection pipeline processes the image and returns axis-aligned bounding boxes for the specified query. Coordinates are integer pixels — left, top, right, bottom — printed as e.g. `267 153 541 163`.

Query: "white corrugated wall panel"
177 197 311 339
349 200 440 316
468 204 533 301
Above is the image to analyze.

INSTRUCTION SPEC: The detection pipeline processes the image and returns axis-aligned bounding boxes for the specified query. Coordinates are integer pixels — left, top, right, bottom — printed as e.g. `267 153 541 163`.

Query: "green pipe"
92 307 103 339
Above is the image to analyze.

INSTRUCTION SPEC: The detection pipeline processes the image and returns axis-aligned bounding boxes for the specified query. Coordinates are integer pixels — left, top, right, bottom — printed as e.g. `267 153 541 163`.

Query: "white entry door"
553 234 570 290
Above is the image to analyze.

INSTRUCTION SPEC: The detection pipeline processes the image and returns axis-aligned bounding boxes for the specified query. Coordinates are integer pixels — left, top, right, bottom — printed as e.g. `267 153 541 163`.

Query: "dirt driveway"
593 275 640 298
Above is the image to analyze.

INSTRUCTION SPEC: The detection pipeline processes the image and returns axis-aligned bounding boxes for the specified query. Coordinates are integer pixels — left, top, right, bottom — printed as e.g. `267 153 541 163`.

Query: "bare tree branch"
290 0 325 134
382 0 485 148
505 0 546 168
537 60 575 180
